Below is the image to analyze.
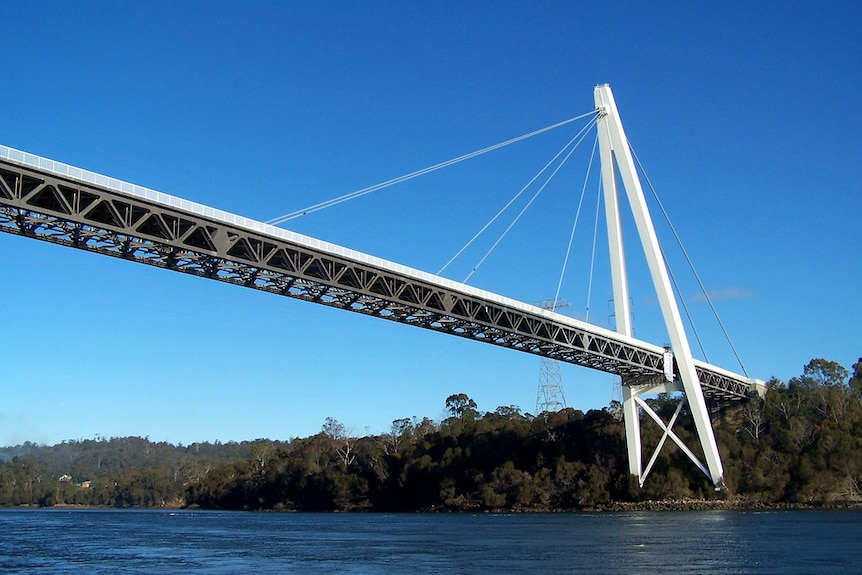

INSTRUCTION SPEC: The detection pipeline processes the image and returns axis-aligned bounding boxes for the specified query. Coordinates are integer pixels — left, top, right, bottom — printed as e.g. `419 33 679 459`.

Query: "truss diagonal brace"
636 396 710 485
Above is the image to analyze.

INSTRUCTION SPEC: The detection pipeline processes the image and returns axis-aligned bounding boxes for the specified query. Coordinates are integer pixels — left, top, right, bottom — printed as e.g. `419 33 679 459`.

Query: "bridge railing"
0 144 662 358
0 144 756 402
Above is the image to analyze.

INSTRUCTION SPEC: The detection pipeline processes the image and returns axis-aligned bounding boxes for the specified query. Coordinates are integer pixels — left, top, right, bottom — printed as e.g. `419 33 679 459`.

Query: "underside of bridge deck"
0 153 755 404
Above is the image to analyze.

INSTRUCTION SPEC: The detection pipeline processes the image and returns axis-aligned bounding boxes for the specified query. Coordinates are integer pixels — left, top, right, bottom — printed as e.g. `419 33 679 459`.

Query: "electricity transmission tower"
534 299 570 414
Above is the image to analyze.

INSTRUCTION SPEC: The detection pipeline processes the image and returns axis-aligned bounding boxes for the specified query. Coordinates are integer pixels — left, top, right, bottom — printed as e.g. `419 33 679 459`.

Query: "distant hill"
2 357 860 510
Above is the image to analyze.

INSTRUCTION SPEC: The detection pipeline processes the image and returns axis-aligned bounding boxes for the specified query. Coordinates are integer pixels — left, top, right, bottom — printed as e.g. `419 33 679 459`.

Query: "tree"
798 358 849 388
494 405 524 420
385 418 414 454
321 417 356 468
850 358 862 404
741 398 766 441
445 393 478 420
251 442 274 476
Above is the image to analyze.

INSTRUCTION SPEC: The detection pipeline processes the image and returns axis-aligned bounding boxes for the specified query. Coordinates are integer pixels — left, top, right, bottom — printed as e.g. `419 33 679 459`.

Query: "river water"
1 508 860 574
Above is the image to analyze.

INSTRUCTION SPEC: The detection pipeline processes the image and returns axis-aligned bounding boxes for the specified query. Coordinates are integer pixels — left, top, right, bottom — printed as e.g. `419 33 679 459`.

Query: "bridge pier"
621 385 642 481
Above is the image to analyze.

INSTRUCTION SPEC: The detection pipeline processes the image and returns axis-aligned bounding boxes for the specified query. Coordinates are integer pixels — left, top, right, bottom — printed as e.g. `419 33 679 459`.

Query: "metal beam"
595 84 727 485
0 144 755 404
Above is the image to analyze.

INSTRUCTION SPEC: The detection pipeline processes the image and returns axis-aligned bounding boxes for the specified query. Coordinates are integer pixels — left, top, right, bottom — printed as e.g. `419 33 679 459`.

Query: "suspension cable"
554 133 599 307
438 115 598 276
266 110 600 226
584 173 603 324
629 145 749 377
665 245 710 361
462 116 599 283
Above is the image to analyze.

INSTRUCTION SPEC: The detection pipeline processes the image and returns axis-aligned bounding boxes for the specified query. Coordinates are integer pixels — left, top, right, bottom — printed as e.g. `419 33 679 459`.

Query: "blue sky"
1 1 859 447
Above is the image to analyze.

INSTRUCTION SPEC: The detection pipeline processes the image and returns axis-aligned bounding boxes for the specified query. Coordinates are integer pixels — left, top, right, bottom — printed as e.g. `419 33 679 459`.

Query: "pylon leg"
621 384 642 480
595 84 724 486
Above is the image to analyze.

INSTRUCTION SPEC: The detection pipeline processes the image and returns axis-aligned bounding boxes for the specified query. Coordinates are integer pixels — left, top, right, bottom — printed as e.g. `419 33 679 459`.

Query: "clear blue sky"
1 1 859 447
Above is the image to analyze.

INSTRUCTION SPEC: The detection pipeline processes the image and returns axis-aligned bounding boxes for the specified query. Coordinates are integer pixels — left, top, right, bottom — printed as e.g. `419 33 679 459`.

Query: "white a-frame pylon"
594 84 724 487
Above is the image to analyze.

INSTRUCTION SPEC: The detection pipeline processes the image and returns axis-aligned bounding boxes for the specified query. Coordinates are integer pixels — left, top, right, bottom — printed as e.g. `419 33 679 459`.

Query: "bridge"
0 86 761 487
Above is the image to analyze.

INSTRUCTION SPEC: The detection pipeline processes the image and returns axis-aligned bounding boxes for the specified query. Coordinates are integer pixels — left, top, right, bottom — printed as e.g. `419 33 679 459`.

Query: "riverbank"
9 497 862 513
595 497 862 512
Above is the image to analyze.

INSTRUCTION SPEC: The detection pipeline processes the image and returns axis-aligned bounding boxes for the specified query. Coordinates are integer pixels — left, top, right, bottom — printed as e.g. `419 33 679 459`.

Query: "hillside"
2 357 860 510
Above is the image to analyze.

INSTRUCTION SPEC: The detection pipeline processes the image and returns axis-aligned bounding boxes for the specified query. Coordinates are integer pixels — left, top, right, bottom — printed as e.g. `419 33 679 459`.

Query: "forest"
1 357 860 511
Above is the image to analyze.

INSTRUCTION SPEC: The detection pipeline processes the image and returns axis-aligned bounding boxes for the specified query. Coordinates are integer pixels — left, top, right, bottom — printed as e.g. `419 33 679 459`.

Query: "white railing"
0 143 664 354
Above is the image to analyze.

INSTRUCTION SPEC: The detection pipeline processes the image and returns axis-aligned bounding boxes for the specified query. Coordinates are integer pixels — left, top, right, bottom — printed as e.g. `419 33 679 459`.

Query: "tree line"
2 357 860 510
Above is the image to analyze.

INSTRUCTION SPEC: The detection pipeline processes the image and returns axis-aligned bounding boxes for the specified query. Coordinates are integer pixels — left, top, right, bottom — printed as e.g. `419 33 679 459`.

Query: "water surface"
1 508 859 574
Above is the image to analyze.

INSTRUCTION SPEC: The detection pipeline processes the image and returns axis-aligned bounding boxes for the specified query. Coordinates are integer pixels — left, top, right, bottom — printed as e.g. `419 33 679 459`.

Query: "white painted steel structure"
0 87 761 486
0 143 658 349
596 84 725 486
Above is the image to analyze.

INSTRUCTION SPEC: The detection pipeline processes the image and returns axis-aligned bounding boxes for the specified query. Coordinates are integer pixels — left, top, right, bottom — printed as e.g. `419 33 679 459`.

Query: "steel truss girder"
0 157 751 402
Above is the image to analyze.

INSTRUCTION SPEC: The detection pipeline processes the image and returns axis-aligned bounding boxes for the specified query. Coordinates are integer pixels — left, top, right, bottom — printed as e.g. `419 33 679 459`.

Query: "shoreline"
591 498 862 512
8 498 862 513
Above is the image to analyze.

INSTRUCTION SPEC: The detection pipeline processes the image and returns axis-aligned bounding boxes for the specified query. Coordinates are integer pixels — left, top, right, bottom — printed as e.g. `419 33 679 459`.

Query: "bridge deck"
0 145 755 402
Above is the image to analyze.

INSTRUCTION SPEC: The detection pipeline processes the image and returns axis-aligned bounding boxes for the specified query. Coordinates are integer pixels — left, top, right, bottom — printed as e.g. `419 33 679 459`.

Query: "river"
1 508 860 573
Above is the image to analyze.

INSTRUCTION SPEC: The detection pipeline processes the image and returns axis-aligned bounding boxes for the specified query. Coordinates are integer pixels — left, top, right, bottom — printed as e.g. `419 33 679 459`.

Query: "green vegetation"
2 357 860 511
